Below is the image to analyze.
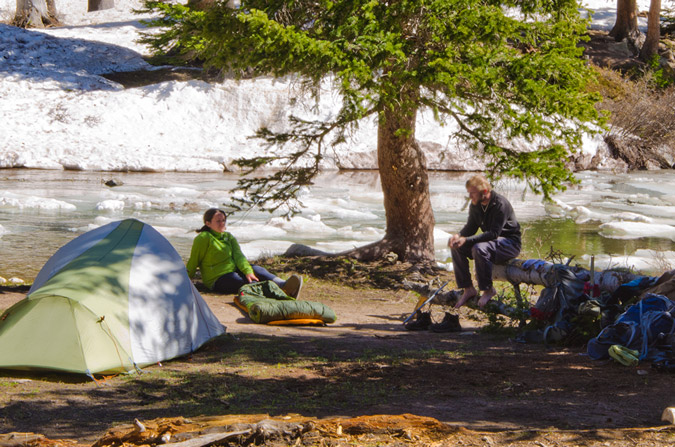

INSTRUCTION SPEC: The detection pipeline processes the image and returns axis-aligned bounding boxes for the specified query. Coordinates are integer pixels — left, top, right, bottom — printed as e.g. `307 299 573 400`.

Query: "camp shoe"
430 312 462 333
404 311 432 331
609 344 640 366
282 274 303 299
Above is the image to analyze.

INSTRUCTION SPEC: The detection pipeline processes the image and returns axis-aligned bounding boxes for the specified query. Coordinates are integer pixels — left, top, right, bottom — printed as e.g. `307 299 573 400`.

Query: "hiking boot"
404 311 431 331
430 312 461 333
282 274 303 299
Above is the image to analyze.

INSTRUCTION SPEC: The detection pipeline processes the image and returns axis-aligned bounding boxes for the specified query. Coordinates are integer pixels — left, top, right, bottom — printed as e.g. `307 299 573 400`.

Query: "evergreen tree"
142 0 603 263
14 0 58 27
610 0 640 43
642 0 662 61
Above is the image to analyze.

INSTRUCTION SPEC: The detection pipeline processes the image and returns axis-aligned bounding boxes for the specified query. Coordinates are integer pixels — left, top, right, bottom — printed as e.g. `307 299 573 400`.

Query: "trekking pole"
402 280 450 324
590 255 595 298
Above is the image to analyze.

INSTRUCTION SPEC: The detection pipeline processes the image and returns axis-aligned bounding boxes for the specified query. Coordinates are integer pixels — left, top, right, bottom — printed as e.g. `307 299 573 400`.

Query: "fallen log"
284 243 649 295
164 429 252 447
404 257 656 320
492 258 646 292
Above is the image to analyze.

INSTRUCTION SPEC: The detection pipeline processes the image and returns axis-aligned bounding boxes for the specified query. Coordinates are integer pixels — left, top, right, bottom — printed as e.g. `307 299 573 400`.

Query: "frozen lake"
1 168 675 282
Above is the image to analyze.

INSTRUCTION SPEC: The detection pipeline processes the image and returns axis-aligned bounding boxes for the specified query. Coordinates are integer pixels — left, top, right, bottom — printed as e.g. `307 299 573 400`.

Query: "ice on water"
0 0 673 278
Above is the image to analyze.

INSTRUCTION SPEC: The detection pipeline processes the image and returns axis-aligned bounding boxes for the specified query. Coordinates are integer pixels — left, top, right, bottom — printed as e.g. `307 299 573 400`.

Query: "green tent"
0 219 225 376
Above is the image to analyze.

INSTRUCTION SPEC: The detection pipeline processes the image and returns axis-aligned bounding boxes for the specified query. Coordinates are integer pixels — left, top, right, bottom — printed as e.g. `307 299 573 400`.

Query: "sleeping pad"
236 281 337 324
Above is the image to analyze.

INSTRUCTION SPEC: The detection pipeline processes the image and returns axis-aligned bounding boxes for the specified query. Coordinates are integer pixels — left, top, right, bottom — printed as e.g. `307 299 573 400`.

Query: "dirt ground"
1 257 674 447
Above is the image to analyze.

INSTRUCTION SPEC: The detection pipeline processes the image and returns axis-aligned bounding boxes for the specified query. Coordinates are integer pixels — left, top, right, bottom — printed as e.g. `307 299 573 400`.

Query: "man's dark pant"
451 238 521 291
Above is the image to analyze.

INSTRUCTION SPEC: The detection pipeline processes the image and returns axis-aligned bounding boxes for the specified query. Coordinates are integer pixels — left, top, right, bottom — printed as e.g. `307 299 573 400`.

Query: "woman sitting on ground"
186 208 302 297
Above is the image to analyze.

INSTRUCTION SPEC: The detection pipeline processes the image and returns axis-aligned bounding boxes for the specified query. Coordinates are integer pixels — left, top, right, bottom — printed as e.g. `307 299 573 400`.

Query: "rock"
283 243 332 257
383 252 398 264
104 178 124 187
662 407 675 425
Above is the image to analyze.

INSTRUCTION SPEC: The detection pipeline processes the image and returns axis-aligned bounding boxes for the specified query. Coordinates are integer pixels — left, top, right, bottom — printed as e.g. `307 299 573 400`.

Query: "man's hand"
448 234 465 249
245 273 259 283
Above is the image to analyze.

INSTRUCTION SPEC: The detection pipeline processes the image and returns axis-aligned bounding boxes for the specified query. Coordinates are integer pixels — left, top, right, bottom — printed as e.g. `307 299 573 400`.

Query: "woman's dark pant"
451 238 520 291
213 265 282 294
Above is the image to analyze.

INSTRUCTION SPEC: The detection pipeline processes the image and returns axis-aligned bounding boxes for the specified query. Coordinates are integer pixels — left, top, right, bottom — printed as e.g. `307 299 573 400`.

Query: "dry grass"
592 66 675 169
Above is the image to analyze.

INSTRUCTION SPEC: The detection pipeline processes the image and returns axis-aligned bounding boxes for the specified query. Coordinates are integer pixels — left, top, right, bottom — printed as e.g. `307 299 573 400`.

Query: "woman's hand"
245 273 259 283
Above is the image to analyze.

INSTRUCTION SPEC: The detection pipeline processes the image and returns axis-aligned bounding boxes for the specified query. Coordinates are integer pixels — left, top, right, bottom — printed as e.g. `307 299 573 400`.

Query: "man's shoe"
430 312 462 333
404 311 431 331
282 274 303 299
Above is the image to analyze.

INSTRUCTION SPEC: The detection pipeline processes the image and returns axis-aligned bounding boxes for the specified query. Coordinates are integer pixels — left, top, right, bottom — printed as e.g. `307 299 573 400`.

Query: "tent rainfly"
0 218 225 377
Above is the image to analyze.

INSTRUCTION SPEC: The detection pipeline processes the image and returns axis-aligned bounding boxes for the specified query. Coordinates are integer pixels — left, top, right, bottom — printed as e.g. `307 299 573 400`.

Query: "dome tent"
0 219 225 377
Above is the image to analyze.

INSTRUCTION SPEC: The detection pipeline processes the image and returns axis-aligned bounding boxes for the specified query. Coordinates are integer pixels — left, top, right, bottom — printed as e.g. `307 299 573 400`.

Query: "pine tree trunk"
88 0 114 12
14 0 58 28
342 89 435 263
610 0 641 42
641 0 661 61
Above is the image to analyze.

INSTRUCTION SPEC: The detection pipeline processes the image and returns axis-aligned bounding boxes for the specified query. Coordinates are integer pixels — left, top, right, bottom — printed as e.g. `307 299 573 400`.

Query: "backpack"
532 264 586 321
587 294 675 361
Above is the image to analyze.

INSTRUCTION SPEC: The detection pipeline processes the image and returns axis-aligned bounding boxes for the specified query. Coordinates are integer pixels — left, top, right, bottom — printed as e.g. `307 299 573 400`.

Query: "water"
1 168 675 282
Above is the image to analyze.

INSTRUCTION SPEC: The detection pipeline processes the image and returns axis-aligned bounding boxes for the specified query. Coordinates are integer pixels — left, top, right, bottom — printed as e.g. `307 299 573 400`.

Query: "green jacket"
186 230 253 290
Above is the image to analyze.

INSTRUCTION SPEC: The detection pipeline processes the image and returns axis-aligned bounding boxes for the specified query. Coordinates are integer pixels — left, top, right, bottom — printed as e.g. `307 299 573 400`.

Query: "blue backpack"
587 294 675 361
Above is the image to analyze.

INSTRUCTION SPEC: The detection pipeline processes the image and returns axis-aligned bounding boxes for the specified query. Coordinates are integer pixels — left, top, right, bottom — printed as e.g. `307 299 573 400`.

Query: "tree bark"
88 0 114 12
13 0 58 28
610 0 640 42
641 0 662 61
342 89 436 264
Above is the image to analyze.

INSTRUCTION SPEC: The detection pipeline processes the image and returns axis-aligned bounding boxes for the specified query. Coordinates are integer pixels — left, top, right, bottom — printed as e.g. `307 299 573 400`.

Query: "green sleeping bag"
237 281 337 324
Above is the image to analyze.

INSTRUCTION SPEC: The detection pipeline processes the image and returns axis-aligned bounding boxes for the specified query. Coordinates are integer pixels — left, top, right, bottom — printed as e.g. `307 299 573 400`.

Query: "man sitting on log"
449 174 522 309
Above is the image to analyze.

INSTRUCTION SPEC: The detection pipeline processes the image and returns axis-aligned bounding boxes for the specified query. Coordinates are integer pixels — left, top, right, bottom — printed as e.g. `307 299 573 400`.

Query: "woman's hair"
466 174 492 193
196 208 227 233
